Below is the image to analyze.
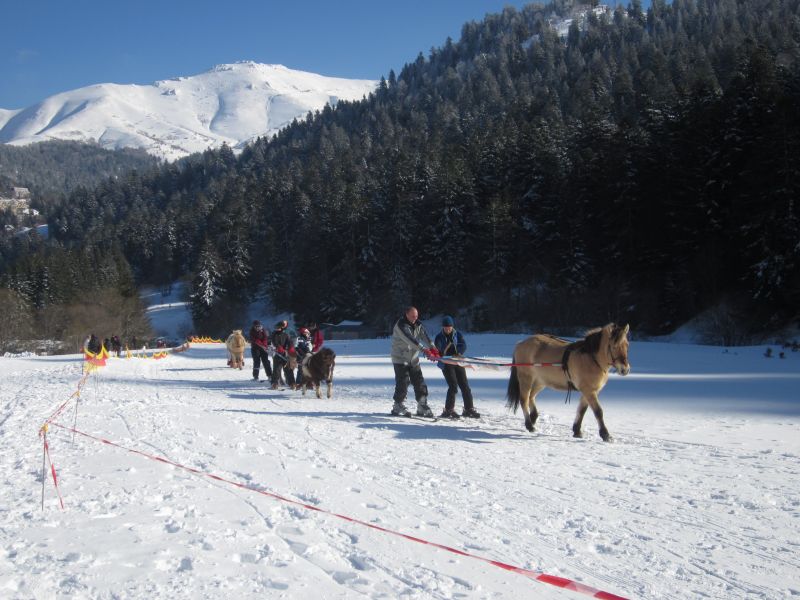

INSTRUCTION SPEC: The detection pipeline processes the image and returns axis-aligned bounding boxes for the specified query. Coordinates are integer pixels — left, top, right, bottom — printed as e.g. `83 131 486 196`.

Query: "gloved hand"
423 347 441 360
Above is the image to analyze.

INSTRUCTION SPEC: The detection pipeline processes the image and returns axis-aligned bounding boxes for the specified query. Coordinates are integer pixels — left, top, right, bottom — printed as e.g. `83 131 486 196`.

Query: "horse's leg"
517 369 536 432
527 381 545 431
315 382 322 399
573 396 589 438
326 372 333 399
586 392 612 442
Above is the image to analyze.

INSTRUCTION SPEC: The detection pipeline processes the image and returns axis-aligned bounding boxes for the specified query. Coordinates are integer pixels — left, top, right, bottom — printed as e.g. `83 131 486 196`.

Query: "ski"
386 413 439 422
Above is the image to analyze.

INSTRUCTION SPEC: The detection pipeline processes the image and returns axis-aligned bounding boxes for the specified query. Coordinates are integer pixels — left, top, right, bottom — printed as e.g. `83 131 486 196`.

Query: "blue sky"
1 1 641 109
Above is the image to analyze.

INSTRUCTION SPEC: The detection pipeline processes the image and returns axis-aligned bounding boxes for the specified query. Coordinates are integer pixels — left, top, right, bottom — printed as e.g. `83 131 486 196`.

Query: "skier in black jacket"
249 320 273 381
270 321 296 390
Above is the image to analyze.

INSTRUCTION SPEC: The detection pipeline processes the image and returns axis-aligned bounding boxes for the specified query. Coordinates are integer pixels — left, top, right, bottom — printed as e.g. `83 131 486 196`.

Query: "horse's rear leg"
514 370 534 431
517 372 544 433
526 382 544 432
315 382 322 399
326 379 332 399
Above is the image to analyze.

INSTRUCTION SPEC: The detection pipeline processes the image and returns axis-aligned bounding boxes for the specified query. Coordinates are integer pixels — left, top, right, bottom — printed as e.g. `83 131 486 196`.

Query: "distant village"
0 186 49 237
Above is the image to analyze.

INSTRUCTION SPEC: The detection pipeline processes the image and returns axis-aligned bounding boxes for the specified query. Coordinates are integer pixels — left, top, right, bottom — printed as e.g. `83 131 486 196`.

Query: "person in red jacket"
308 321 324 352
249 320 273 381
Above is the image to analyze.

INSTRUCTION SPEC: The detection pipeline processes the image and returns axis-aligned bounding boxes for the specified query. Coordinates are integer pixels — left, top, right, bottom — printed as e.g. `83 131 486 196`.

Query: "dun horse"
300 347 336 399
225 330 247 370
506 323 630 441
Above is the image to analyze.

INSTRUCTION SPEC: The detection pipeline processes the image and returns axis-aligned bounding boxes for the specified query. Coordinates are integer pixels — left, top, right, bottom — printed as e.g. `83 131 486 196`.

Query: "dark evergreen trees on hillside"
3 0 799 340
0 140 158 206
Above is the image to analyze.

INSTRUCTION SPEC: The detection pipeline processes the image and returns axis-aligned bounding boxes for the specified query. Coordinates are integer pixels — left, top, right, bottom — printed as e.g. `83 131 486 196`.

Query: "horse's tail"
506 366 521 413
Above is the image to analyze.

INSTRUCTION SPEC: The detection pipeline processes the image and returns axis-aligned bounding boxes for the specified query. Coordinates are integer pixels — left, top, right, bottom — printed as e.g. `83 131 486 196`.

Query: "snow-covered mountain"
0 62 377 161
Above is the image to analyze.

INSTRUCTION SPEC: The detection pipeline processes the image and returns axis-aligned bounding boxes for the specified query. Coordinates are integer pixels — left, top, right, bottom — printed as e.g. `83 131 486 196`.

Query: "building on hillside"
12 187 31 200
0 187 31 213
0 197 29 212
14 224 49 239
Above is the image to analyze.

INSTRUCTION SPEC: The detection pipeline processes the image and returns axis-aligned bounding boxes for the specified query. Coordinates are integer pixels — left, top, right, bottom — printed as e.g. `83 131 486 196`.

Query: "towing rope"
437 355 562 369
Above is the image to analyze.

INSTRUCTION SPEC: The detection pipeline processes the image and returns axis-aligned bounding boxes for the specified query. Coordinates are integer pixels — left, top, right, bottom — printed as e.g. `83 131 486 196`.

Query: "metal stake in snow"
39 424 64 510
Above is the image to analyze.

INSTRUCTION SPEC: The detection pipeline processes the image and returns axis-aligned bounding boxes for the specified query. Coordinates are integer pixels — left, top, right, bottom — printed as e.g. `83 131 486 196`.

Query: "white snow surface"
140 283 192 341
1 335 799 599
0 62 377 161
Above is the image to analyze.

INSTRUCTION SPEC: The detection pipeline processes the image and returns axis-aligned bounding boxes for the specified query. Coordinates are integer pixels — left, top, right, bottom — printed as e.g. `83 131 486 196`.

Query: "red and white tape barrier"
49 422 628 599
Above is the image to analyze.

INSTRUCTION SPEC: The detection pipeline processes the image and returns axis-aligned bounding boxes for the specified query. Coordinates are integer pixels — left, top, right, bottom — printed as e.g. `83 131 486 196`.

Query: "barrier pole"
40 426 47 510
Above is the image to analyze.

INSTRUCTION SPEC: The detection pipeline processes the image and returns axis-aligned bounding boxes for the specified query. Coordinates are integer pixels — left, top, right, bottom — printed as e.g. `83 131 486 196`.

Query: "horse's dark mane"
307 347 336 375
543 333 570 343
569 327 605 355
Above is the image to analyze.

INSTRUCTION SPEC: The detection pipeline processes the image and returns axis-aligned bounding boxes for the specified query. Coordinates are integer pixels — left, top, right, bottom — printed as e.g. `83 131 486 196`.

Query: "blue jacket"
434 329 466 369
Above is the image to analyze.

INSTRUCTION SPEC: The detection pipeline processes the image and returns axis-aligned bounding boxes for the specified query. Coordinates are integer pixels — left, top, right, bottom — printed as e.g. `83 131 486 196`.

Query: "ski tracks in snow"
2 344 799 599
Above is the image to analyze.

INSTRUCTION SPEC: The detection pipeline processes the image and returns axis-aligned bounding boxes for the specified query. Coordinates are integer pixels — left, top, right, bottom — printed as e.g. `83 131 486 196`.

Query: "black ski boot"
462 407 481 418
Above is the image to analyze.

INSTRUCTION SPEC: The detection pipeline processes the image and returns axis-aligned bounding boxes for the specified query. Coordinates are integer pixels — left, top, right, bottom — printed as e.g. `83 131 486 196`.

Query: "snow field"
1 336 799 599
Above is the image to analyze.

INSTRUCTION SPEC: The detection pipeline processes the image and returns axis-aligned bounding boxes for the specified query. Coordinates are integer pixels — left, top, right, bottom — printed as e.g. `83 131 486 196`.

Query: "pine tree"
189 240 225 323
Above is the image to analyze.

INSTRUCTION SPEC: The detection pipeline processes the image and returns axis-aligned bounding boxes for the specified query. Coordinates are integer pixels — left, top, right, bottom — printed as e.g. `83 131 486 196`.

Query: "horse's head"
608 323 630 375
320 348 336 365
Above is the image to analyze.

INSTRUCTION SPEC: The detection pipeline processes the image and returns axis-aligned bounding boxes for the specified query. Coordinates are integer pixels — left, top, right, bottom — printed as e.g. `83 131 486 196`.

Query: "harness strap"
561 346 577 404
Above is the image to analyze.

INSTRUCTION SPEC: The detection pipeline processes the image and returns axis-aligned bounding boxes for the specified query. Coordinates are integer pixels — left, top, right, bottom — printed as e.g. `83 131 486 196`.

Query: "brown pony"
506 323 630 441
300 347 336 399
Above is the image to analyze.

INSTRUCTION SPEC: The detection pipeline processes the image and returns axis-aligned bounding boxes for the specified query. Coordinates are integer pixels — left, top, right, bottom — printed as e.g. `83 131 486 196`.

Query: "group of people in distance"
83 333 128 357
390 306 480 419
248 319 324 390
236 308 478 419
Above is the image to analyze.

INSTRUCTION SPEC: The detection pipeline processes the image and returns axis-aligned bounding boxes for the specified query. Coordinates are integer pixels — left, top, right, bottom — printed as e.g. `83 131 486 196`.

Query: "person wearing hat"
389 306 440 417
434 315 480 418
294 327 313 387
270 320 296 390
249 320 273 381
308 321 324 352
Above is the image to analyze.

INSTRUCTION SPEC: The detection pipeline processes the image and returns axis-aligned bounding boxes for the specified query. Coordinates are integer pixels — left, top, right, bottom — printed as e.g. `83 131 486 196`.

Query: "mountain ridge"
0 61 377 161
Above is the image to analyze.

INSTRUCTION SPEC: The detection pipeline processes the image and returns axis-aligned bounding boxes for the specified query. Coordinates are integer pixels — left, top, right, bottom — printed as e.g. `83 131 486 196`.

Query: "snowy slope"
141 283 192 341
1 335 798 599
0 62 377 161
0 108 21 130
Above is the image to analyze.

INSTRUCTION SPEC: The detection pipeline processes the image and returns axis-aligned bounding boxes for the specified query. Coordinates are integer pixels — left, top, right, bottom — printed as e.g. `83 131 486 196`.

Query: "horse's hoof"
601 434 613 442
525 423 535 433
573 431 583 438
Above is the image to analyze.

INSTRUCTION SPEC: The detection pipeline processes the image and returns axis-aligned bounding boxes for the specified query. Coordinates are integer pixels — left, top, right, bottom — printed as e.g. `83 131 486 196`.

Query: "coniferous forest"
1 0 799 346
0 140 157 201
